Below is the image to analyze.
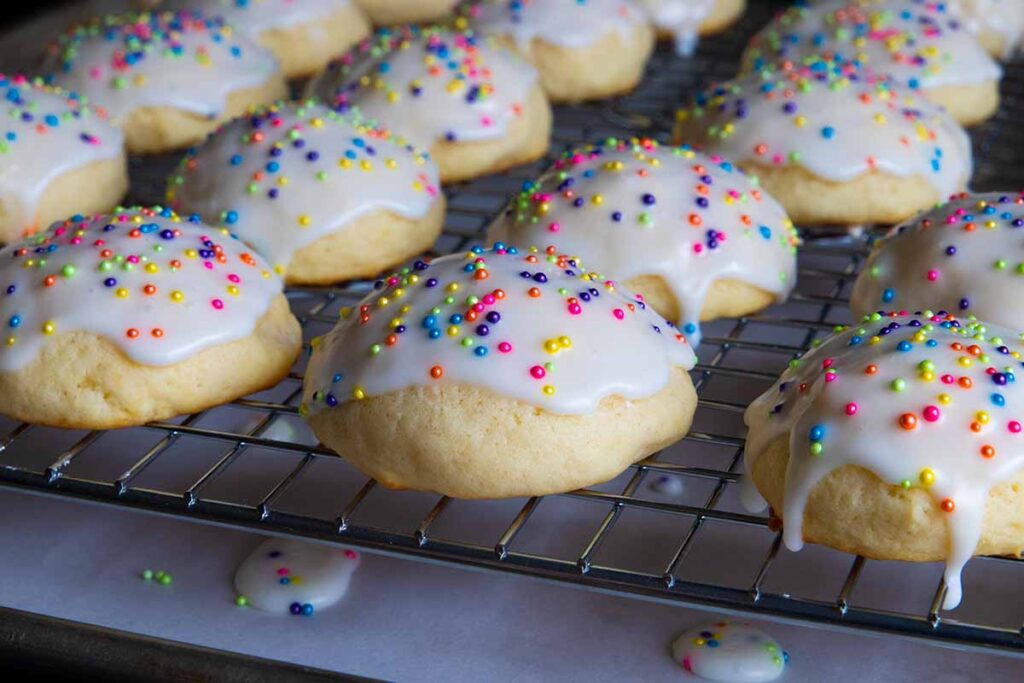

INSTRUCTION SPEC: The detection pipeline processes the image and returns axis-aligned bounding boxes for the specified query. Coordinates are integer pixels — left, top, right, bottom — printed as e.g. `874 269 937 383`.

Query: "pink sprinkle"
1010 421 1022 433
845 402 858 416
498 342 512 353
211 298 224 310
822 358 834 369
530 365 546 379
568 304 582 315
473 303 485 313
277 568 289 576
926 270 939 282
824 372 837 383
923 405 941 422
941 374 955 384
548 222 560 233
481 116 493 127
483 294 495 305
227 274 240 283
613 308 625 320
344 550 358 559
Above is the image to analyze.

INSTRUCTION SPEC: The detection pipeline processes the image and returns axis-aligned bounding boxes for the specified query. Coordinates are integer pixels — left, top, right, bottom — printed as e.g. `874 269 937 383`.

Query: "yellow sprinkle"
298 214 311 227
542 385 555 396
42 321 56 335
352 386 365 400
170 290 184 302
116 288 129 299
919 468 935 487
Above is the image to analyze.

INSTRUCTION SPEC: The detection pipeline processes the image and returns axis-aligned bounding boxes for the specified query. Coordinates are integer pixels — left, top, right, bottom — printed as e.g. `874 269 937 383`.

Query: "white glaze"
741 0 1002 91
0 75 123 239
671 621 787 683
743 314 1024 609
234 537 361 614
167 100 441 274
675 59 973 199
851 192 1024 328
954 0 1024 59
487 139 798 347
470 0 648 51
165 0 353 39
301 245 697 417
0 207 282 371
305 26 539 147
634 0 714 55
44 11 281 124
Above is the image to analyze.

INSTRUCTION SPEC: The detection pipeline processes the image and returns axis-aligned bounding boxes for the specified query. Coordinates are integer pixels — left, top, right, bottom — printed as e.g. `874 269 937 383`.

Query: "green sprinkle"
891 378 906 392
141 569 154 581
235 595 248 607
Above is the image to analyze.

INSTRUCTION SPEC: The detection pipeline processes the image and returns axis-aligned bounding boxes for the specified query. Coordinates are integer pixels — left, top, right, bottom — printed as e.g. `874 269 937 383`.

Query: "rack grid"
4 0 1024 658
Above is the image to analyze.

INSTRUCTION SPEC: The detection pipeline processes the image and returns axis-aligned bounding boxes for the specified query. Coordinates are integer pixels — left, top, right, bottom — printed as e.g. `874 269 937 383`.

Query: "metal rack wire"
4 0 1024 658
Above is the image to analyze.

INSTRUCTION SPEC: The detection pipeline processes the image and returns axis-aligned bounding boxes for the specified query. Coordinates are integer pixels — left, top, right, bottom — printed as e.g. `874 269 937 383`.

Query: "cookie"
636 0 746 54
488 138 798 346
468 0 655 102
167 101 444 285
301 245 698 498
44 11 287 154
165 0 372 79
741 0 1002 126
852 192 1024 327
0 207 301 429
353 0 458 25
0 75 127 244
955 0 1024 60
306 26 551 183
674 58 973 226
744 313 1024 610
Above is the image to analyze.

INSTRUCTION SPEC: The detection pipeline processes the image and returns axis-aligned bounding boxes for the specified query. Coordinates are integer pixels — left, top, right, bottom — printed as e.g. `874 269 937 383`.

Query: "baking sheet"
0 488 1022 681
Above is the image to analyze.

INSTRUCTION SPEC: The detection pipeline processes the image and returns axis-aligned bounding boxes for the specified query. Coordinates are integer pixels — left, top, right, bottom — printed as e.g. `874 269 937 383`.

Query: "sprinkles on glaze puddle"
488 137 798 346
0 74 124 240
742 0 1002 92
305 25 538 148
743 313 1024 609
43 11 280 123
671 622 788 683
301 245 696 418
0 206 281 371
167 100 441 276
852 192 1024 329
674 57 972 200
234 538 361 615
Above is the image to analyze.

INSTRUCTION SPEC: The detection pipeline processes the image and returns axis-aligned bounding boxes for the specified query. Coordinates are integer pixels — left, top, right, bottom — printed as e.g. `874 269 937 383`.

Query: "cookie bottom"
496 23 655 103
431 85 552 184
122 74 289 154
923 80 1000 128
309 365 697 498
729 163 958 227
257 2 371 79
353 0 457 25
0 295 301 429
623 275 778 327
0 155 128 244
284 198 446 286
749 435 1024 562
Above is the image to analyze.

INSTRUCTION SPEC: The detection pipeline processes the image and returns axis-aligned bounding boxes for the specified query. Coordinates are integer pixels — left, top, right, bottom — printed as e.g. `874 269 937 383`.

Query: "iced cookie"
43 11 287 154
306 25 551 183
744 313 1024 609
165 0 372 79
353 0 459 25
851 192 1024 327
673 58 973 226
0 75 127 244
488 138 798 346
741 0 1002 126
167 100 444 285
0 207 301 429
635 0 746 54
954 0 1024 60
301 245 698 498
468 0 655 102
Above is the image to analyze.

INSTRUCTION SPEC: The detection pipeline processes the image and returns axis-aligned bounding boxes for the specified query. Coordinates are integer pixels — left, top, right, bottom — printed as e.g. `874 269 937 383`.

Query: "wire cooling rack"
4 0 1024 658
